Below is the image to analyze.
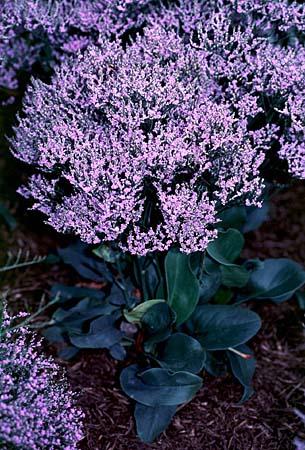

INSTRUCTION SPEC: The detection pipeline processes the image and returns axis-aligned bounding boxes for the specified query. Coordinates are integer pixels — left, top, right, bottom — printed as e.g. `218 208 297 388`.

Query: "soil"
1 183 305 450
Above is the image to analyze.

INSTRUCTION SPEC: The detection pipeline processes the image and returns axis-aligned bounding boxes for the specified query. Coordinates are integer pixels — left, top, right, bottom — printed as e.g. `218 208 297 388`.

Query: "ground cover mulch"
1 182 305 450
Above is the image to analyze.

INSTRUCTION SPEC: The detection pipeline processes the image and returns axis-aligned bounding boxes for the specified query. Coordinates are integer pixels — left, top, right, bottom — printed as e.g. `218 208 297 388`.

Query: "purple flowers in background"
0 307 83 449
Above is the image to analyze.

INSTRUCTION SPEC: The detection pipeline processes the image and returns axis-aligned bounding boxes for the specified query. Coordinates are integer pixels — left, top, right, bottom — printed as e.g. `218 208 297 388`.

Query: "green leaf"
218 206 247 230
213 287 233 305
207 229 244 266
198 270 222 303
221 265 249 288
58 241 113 282
124 299 165 323
70 315 122 349
58 346 79 360
52 298 117 334
238 259 305 303
242 203 269 233
158 333 206 374
142 302 176 351
109 343 126 361
165 250 200 326
42 326 65 343
142 302 175 335
227 344 255 403
187 305 261 350
120 364 202 406
50 284 105 303
135 403 177 443
203 351 228 377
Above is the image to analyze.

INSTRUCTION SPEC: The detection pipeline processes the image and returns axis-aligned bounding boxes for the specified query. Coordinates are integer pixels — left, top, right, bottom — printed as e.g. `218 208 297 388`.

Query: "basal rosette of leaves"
42 209 305 443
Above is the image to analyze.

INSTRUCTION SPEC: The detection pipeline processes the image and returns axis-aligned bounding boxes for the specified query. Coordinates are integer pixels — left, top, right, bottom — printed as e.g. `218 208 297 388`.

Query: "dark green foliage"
120 364 202 406
238 258 305 303
134 403 177 444
165 250 200 325
41 223 305 443
186 305 261 350
157 333 206 374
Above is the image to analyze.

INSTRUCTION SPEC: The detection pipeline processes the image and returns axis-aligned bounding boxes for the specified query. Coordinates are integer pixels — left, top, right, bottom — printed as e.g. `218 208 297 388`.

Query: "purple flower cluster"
11 1 305 254
13 25 269 254
0 308 84 449
0 0 157 95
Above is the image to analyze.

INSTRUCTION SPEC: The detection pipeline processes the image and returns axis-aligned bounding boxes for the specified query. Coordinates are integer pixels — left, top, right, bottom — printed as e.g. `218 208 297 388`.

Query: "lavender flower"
0 0 158 95
0 307 84 449
13 25 272 254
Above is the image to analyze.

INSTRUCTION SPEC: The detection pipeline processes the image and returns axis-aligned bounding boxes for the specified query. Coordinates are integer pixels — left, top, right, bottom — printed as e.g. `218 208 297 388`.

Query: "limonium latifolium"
0 308 83 449
11 7 305 255
0 0 157 96
13 23 273 255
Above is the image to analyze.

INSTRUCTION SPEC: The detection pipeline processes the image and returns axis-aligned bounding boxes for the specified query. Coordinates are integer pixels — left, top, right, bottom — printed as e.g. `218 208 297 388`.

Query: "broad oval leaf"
70 315 122 349
199 270 222 303
207 229 244 266
158 333 206 374
165 250 200 326
120 364 202 406
135 403 177 443
242 203 269 233
227 344 256 403
124 299 165 323
187 305 261 350
218 206 247 230
239 259 305 303
51 283 105 303
58 241 113 282
221 265 249 288
142 302 175 336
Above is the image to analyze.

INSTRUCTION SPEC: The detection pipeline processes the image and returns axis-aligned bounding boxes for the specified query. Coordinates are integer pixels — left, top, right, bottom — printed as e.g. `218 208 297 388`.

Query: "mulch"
1 182 305 450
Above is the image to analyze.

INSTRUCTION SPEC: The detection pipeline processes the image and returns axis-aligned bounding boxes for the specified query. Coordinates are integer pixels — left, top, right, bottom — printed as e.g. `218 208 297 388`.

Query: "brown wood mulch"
1 182 305 450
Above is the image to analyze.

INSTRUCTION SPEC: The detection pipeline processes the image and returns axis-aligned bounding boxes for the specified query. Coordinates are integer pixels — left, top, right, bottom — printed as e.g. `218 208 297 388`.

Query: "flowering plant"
8 0 305 444
0 0 157 100
0 304 83 449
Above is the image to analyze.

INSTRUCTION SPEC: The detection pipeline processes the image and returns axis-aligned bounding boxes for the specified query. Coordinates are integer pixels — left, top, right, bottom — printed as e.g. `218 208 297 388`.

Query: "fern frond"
0 249 46 273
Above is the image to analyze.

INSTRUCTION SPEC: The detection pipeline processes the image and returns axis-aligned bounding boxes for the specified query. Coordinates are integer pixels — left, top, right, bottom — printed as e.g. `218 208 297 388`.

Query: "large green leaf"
158 333 206 374
142 302 175 336
207 229 244 266
142 302 176 352
198 270 222 303
120 364 202 406
218 206 247 230
221 265 249 288
242 203 269 233
238 259 305 303
124 299 165 323
187 305 261 350
227 344 256 403
203 351 228 377
165 250 200 326
50 284 105 303
58 241 113 282
135 403 177 443
69 315 122 349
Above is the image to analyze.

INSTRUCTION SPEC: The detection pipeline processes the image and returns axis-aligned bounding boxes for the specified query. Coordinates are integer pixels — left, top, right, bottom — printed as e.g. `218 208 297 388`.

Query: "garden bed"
1 183 304 450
